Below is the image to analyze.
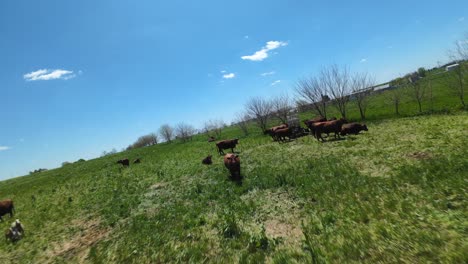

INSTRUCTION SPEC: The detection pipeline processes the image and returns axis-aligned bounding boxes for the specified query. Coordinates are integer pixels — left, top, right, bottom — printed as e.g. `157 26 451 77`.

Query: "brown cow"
314 118 348 141
0 199 14 221
216 139 239 155
273 127 292 142
117 159 130 167
341 123 368 136
264 124 288 141
304 117 327 136
224 153 240 179
202 155 213 165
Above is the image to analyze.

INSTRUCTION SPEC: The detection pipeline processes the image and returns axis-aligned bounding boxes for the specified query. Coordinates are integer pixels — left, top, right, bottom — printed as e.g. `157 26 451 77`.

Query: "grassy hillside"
1 112 467 263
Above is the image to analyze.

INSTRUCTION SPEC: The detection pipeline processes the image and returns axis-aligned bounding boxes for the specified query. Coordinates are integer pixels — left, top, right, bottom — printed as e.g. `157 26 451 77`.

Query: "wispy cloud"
241 40 288 61
459 17 465 22
24 69 76 81
261 71 276 76
0 146 11 151
360 58 367 63
271 80 281 86
220 70 227 73
223 73 235 79
244 35 249 39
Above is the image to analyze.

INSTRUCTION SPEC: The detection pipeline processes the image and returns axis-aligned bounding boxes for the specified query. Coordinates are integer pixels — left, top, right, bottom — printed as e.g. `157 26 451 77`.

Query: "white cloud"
220 70 227 73
24 69 76 81
271 80 281 86
459 17 465 22
0 146 10 151
223 73 235 79
360 58 367 63
261 71 276 76
241 40 288 61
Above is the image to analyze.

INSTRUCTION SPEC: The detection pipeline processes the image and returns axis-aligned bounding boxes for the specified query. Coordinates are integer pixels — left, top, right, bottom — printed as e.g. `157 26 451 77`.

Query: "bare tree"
101 148 117 157
295 76 328 118
321 65 351 119
235 112 250 136
127 133 158 150
448 33 467 108
271 93 292 123
351 72 375 120
388 77 406 115
203 119 225 138
159 124 174 143
409 77 425 113
175 123 196 142
245 97 272 132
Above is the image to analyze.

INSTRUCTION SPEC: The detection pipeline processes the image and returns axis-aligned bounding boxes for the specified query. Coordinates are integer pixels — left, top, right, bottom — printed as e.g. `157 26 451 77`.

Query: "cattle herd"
0 115 367 244
201 115 368 180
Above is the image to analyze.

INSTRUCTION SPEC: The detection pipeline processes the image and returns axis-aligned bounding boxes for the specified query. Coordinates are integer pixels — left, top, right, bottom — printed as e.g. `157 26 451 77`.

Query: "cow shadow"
228 175 243 186
320 137 346 143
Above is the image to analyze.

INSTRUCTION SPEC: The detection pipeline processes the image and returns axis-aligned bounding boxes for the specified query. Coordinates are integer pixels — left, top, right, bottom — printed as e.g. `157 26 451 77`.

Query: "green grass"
0 68 467 263
1 112 467 263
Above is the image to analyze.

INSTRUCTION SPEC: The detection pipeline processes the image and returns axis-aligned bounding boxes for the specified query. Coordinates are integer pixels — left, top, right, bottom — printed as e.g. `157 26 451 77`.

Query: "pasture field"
0 112 467 263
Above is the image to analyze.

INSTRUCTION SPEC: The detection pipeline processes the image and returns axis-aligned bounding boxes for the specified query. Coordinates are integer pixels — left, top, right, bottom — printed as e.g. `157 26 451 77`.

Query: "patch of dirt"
407 151 432 160
264 219 303 245
46 217 110 263
241 189 305 248
149 182 167 190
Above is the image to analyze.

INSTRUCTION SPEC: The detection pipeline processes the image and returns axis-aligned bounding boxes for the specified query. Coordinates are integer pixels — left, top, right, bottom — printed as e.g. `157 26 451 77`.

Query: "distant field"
1 112 467 263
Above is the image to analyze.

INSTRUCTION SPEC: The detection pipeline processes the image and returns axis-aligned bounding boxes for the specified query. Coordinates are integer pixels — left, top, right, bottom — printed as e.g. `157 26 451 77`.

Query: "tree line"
121 33 468 150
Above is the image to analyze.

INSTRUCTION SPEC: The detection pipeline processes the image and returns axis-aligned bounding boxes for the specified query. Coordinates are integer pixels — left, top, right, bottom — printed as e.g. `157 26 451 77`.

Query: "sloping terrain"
0 113 467 263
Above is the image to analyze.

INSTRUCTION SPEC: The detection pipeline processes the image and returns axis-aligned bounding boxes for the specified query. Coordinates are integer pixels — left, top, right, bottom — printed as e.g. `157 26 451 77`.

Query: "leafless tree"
245 97 272 132
351 72 375 120
295 76 328 118
203 119 225 138
176 122 196 142
409 77 425 113
127 133 158 150
321 65 351 119
388 77 407 115
101 148 117 157
234 112 250 136
159 124 174 143
389 89 404 115
271 93 292 123
447 33 467 108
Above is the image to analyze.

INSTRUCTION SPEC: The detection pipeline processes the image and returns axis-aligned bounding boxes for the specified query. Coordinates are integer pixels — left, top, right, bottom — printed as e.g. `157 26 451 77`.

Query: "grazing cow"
223 153 240 179
133 158 141 164
202 155 213 165
264 124 288 141
273 127 292 142
5 219 24 242
0 199 14 221
216 139 239 155
117 159 130 167
314 118 348 141
341 123 368 136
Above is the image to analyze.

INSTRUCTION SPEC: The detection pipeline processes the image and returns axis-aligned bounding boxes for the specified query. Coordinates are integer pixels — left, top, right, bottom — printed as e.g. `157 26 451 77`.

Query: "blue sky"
0 0 467 179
